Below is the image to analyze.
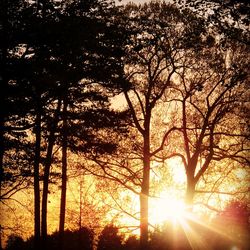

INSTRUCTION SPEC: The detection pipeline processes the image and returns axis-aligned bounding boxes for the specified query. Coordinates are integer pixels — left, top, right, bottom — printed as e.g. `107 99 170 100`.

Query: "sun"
150 192 187 225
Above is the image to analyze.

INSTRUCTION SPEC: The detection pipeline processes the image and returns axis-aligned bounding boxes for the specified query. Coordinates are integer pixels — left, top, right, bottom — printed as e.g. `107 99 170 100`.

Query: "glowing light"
168 158 186 184
150 193 187 225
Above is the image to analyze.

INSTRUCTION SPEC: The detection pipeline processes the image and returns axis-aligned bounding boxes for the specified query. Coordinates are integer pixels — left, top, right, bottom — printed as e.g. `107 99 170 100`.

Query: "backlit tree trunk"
138 104 153 249
0 120 4 202
59 99 68 249
0 0 7 201
185 175 196 210
140 131 150 249
41 99 62 249
34 101 41 250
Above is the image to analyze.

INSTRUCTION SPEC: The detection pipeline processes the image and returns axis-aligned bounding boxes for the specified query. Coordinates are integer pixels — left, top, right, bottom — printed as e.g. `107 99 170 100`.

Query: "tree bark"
0 121 4 202
140 166 150 250
41 99 62 249
0 0 7 202
140 127 150 250
0 65 4 250
0 225 2 250
185 174 196 210
59 100 68 249
34 103 41 250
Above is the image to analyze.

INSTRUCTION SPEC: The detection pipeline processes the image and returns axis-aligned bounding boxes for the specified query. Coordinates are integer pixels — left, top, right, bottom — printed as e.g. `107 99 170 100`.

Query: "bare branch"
150 126 180 156
124 91 144 135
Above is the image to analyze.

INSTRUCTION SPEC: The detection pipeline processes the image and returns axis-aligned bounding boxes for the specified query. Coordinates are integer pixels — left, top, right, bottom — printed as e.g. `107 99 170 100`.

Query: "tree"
52 1 130 248
124 235 140 250
1 0 129 248
0 0 34 201
175 0 250 44
0 1 43 248
58 99 68 248
5 234 25 250
87 2 208 248
158 23 249 209
97 225 124 250
120 2 207 248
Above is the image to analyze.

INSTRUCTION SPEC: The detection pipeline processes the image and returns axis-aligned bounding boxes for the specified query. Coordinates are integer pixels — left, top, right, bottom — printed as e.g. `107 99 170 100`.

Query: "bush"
5 234 25 250
97 225 124 250
123 235 140 250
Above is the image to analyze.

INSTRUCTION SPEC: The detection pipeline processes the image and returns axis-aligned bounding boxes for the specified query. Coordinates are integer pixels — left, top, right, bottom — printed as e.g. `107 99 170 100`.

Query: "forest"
0 0 249 249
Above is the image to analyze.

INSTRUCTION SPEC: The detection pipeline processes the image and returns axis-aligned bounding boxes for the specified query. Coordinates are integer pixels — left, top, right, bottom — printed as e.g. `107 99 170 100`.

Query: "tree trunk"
34 105 41 250
185 175 196 210
0 225 2 250
0 0 7 202
59 100 68 249
140 131 150 250
0 75 3 247
79 179 82 230
0 120 4 202
140 180 149 250
41 99 62 249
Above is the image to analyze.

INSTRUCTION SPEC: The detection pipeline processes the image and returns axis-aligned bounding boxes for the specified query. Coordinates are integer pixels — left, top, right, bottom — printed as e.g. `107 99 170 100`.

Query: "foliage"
175 0 250 45
1 0 130 197
219 200 250 226
211 200 250 248
97 224 124 250
188 200 247 249
162 36 249 205
5 218 249 250
20 227 94 250
5 234 25 250
123 235 140 250
1 0 131 248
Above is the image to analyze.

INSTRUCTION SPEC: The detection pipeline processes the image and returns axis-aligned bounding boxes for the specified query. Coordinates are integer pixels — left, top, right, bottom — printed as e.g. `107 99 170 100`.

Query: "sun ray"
183 212 245 246
178 216 212 250
148 191 247 250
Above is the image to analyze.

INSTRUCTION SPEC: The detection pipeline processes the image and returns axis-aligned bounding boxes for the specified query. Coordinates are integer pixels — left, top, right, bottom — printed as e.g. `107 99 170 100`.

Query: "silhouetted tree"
47 228 94 250
1 0 129 249
84 2 211 248
175 0 250 45
105 2 206 248
0 0 34 201
97 225 124 250
51 1 129 248
0 1 43 247
5 234 25 250
160 33 249 208
124 235 140 250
